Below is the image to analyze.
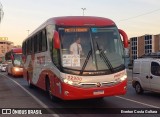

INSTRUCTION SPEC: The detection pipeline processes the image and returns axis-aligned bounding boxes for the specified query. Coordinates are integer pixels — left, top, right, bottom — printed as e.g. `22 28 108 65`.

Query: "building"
0 37 14 63
130 34 160 63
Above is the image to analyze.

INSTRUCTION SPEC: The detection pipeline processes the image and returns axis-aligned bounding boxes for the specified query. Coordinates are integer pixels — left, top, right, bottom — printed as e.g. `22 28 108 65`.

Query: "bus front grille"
78 81 119 88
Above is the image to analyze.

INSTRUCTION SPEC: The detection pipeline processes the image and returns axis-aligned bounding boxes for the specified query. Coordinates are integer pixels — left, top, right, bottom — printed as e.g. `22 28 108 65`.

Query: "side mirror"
118 29 128 48
53 31 60 49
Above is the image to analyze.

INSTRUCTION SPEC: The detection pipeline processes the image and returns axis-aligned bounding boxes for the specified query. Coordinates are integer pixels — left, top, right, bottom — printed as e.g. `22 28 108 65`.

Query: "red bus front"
52 71 127 100
51 25 128 100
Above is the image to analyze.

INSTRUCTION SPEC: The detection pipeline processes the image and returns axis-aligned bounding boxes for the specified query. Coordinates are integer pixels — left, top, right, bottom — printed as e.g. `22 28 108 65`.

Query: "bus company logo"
96 82 101 87
2 109 11 114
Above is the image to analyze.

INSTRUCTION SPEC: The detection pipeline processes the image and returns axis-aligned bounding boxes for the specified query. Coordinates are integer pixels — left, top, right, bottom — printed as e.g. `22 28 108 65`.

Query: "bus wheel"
27 73 34 88
135 82 143 94
28 78 34 88
46 78 59 102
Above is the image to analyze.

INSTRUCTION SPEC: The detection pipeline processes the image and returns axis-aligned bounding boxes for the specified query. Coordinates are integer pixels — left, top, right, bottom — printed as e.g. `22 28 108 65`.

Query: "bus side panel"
35 70 48 91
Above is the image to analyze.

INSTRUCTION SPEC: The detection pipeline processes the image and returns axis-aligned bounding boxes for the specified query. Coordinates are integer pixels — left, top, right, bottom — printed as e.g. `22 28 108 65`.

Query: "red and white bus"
22 16 128 101
5 48 23 76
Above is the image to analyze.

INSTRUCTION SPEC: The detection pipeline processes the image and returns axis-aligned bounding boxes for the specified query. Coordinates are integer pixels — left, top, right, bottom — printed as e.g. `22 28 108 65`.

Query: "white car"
1 64 8 72
132 58 160 94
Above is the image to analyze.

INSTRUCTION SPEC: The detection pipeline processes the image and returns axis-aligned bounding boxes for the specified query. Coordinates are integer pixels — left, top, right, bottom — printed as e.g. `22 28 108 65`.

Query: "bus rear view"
22 16 128 101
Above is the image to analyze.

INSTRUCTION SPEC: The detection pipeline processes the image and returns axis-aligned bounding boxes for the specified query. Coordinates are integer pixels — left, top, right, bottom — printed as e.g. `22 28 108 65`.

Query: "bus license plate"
93 90 104 95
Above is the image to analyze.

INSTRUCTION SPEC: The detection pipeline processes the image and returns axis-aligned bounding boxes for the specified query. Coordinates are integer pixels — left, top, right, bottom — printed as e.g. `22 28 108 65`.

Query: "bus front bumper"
57 80 127 100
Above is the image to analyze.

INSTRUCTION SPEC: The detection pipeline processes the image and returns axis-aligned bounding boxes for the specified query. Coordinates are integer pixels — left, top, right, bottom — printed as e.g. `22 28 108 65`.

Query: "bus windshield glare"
58 26 125 75
13 54 23 66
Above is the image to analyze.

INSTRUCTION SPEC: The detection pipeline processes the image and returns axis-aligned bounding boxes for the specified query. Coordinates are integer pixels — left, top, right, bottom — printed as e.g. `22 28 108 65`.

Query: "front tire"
28 78 34 88
135 82 143 94
27 73 34 88
46 78 59 102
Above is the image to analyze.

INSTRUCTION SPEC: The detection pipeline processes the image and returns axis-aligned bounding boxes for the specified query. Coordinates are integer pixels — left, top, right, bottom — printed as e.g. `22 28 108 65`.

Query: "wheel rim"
136 84 141 93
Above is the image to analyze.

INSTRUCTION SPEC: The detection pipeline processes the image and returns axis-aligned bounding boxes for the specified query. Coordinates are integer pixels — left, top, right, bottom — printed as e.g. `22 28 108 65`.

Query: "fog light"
64 91 69 96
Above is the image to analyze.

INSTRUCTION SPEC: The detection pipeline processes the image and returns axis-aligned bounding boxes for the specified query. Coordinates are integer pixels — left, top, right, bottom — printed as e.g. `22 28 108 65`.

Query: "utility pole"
81 8 86 16
0 2 4 23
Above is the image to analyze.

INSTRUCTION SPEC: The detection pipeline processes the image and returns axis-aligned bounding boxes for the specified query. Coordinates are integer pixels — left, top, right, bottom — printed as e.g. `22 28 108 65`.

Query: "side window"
53 48 59 67
42 29 47 51
22 42 26 55
31 37 34 53
25 41 28 55
39 32 42 52
27 39 31 54
151 62 160 76
30 38 32 54
37 34 40 52
34 35 38 53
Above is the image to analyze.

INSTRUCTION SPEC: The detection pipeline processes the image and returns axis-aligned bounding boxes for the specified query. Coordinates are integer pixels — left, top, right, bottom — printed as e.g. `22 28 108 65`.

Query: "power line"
119 8 160 22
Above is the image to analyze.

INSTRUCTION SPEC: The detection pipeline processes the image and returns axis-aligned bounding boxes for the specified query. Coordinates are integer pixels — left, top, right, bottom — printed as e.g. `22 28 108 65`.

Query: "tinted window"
39 32 42 52
31 37 34 53
22 42 26 55
42 30 47 51
27 39 31 54
34 35 38 53
151 62 160 76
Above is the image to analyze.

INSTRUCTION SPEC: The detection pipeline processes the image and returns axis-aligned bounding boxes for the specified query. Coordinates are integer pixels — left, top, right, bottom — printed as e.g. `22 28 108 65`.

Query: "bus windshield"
13 54 23 66
58 26 124 75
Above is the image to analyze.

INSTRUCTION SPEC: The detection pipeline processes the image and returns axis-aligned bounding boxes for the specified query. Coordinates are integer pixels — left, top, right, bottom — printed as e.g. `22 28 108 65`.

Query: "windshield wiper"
80 50 92 75
96 42 114 73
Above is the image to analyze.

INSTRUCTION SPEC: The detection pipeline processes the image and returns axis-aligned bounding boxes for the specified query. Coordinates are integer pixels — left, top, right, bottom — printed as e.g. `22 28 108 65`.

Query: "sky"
0 0 160 45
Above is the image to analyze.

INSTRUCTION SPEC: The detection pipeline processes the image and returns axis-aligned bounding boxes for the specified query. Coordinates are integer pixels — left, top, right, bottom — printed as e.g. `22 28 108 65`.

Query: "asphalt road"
0 70 160 117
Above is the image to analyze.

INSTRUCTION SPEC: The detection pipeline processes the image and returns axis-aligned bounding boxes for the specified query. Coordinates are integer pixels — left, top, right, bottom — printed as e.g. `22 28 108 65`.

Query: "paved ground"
0 75 54 117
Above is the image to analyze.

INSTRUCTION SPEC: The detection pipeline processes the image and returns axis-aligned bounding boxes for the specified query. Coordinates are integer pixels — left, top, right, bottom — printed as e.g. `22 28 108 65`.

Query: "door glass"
151 62 160 76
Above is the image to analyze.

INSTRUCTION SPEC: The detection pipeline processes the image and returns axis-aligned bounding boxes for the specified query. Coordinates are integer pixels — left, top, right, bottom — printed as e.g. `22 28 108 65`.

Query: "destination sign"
65 28 88 32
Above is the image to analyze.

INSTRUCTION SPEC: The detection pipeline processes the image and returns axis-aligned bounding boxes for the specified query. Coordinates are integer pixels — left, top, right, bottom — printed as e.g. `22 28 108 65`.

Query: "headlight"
120 75 127 81
62 78 78 85
68 80 73 85
14 67 20 72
